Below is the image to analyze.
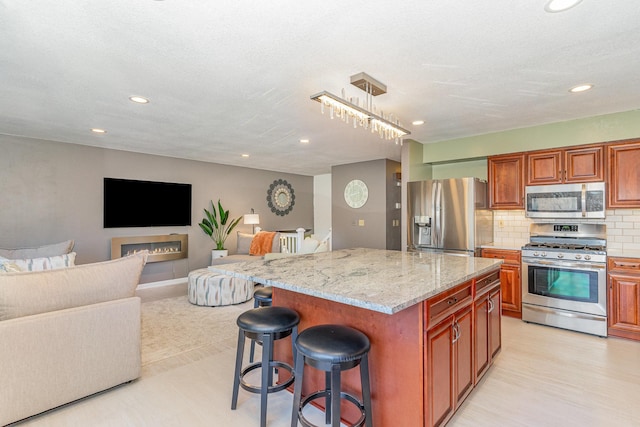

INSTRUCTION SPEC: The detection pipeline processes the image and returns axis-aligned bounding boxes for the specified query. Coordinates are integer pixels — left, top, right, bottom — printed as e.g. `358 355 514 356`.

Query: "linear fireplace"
111 234 188 263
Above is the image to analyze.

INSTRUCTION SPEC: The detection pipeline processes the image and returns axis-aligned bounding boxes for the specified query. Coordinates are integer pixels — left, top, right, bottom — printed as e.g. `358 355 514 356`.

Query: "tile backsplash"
492 209 640 253
492 211 531 249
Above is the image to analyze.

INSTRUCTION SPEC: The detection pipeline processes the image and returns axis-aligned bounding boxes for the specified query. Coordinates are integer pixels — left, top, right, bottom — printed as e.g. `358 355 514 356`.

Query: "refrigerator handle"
435 181 442 247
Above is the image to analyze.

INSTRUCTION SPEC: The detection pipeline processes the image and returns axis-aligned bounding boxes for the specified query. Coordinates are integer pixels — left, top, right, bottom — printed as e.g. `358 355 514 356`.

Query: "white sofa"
209 231 283 266
210 229 331 265
0 251 148 425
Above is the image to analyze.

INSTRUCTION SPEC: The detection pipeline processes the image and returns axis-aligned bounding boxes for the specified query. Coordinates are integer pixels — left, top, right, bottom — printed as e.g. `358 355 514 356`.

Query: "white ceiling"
1 1 639 176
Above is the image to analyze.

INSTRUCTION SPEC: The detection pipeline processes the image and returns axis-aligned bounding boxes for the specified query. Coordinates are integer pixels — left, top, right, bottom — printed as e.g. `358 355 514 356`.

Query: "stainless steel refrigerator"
407 178 493 255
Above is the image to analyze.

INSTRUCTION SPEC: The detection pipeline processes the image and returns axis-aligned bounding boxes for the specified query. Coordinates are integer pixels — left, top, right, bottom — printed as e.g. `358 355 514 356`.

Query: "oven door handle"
523 259 606 271
524 305 607 322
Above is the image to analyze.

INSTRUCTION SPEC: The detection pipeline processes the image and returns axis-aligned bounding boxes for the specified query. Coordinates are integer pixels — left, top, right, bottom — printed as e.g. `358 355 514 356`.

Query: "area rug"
141 295 251 366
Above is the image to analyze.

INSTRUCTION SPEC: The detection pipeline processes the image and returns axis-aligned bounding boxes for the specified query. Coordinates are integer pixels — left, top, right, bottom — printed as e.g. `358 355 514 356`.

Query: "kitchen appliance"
525 182 606 219
521 223 607 337
407 178 494 255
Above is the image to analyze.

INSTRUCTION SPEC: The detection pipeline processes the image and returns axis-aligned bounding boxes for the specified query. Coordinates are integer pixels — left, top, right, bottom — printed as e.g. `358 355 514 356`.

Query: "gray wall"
0 136 313 283
331 159 401 250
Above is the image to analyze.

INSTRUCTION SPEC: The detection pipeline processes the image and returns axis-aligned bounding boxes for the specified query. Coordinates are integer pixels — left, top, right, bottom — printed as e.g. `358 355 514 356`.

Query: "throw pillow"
0 240 74 259
10 252 76 271
314 241 329 253
0 251 148 321
236 232 255 255
300 237 319 254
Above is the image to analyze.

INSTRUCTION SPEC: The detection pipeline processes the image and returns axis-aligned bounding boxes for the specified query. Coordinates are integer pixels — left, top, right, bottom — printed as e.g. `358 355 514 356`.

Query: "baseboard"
136 278 188 302
136 277 187 290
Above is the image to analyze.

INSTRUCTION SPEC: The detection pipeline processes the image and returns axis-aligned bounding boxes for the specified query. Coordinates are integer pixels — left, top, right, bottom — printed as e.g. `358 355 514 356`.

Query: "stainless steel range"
521 223 607 337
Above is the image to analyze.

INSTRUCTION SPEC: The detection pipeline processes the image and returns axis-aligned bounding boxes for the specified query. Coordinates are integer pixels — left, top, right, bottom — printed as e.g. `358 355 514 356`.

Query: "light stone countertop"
209 248 502 315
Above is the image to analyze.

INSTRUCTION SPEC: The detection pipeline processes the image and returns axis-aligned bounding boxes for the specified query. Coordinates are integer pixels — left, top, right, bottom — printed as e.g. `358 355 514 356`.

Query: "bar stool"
291 324 373 427
250 287 273 363
253 286 273 308
232 306 300 427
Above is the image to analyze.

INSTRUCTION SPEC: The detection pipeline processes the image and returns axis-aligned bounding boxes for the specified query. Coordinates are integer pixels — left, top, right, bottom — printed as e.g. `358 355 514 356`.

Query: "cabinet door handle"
488 299 495 313
447 297 458 305
614 262 640 269
452 322 460 344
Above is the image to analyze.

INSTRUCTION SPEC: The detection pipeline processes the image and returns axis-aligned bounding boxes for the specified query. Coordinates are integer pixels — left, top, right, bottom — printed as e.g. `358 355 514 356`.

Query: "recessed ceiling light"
412 120 425 126
299 139 310 144
545 0 583 13
569 84 593 93
91 128 107 134
241 154 250 158
129 96 149 104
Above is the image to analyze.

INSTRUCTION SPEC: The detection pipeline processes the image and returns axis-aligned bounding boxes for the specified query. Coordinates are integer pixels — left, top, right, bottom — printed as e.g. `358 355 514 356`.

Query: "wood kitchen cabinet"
607 256 640 341
526 145 604 185
425 281 474 427
607 139 640 208
488 153 526 209
474 269 502 383
481 248 521 318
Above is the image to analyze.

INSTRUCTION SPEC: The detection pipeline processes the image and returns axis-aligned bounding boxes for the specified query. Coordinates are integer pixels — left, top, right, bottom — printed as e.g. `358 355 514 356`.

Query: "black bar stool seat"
291 324 373 427
232 306 300 427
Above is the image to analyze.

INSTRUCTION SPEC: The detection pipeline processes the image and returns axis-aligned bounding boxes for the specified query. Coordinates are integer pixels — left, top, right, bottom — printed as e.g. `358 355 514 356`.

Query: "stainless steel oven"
521 223 607 337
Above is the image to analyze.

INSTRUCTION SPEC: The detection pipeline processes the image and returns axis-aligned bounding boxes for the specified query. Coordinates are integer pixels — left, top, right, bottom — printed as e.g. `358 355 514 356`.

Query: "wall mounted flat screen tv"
104 178 192 228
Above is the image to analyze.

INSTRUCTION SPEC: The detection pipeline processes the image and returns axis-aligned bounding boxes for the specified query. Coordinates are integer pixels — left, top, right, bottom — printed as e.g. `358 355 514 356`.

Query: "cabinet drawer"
475 269 500 297
426 282 472 329
608 257 640 274
481 249 520 265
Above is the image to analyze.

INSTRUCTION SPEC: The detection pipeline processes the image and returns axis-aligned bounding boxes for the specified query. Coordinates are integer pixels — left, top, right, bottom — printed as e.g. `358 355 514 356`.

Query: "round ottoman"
188 268 254 306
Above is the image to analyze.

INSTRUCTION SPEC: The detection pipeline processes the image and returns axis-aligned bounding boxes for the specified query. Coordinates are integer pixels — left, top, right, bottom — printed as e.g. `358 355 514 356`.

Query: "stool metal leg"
260 332 272 427
360 354 373 427
330 364 341 427
231 328 246 410
290 350 305 427
249 299 259 363
324 371 331 424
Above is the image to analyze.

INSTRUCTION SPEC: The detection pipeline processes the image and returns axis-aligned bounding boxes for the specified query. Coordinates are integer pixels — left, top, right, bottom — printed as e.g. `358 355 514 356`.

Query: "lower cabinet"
481 248 521 318
608 257 640 341
426 304 473 427
474 282 502 382
425 268 501 427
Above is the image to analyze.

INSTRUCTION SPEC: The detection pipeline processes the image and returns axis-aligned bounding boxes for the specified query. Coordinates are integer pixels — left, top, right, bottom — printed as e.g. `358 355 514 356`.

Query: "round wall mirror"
267 179 295 216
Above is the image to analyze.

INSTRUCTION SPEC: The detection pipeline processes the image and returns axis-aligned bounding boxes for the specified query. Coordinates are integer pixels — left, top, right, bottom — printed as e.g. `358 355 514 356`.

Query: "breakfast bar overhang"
211 248 503 426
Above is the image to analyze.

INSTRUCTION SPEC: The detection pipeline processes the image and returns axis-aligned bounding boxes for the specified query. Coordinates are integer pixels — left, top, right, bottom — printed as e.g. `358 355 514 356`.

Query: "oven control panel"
553 224 579 232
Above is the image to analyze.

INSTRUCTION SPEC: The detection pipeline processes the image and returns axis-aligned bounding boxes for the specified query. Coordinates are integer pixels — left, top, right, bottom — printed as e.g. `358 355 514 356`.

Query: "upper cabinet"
488 153 525 210
526 145 604 186
488 139 640 210
607 139 640 208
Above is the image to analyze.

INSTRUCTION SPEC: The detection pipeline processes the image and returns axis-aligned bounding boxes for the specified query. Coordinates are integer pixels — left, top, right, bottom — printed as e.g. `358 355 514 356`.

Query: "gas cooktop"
522 222 607 262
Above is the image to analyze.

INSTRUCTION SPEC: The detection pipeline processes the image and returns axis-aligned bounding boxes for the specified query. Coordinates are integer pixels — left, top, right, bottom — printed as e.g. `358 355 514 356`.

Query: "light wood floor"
13 290 640 427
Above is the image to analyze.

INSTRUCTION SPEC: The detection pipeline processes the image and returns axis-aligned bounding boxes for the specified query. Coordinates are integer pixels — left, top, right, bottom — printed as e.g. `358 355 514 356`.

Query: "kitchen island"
211 248 502 426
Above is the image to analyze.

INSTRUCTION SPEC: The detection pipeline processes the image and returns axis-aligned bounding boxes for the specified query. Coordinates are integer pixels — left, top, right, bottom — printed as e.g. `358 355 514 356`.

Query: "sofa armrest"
0 297 141 426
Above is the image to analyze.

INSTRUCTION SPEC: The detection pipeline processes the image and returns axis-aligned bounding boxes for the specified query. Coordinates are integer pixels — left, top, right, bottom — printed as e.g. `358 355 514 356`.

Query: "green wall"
405 141 487 181
420 109 640 164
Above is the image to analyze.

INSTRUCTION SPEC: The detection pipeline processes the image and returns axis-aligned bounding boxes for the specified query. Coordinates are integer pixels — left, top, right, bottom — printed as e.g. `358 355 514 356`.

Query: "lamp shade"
243 213 260 225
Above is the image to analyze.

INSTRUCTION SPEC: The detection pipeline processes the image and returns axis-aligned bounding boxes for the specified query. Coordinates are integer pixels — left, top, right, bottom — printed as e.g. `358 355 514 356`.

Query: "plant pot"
211 249 228 263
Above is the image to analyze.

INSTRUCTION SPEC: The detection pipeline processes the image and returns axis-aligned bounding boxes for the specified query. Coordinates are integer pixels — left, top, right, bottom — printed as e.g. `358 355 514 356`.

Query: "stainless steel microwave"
525 182 606 219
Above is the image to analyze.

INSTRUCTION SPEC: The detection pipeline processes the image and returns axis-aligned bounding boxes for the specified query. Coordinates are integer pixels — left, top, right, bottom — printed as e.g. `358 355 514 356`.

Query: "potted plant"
198 199 242 260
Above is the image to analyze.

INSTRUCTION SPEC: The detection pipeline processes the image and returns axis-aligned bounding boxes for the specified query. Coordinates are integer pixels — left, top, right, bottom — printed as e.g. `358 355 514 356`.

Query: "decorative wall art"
267 179 295 216
344 179 369 208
